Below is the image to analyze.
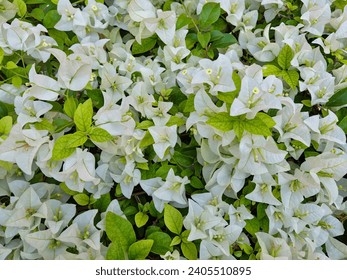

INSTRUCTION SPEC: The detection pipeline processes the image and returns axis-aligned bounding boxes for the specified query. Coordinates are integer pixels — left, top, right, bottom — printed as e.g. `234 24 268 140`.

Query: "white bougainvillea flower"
246 173 281 205
312 33 342 54
58 210 101 251
301 2 331 36
153 169 189 206
273 98 311 147
256 232 292 259
325 236 347 260
261 0 285 22
127 81 155 117
25 65 60 101
140 177 166 212
36 199 76 235
199 240 236 260
234 134 288 175
230 70 281 118
278 169 320 208
0 124 49 176
183 199 227 241
53 148 100 193
24 228 70 259
48 48 92 91
110 161 141 199
222 0 245 27
55 0 79 31
228 204 254 228
94 97 136 136
0 83 25 105
191 54 235 95
148 125 177 159
14 96 53 127
191 185 229 215
128 0 156 22
239 25 280 62
70 39 109 69
208 225 242 255
0 0 17 24
304 110 346 145
4 187 42 238
144 10 176 45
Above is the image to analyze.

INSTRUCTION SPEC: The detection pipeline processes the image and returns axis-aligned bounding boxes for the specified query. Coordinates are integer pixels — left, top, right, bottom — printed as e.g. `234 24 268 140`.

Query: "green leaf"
183 94 195 113
30 8 45 21
166 116 186 127
136 162 149 170
43 10 61 29
176 14 192 30
181 242 197 260
136 120 154 130
170 236 181 246
73 193 89 206
263 64 282 76
164 204 183 235
172 151 194 167
244 117 272 137
197 32 211 48
199 2 221 29
206 112 237 132
74 99 93 132
245 218 260 237
6 61 17 70
0 103 8 119
277 44 294 70
211 33 237 48
12 76 22 88
147 232 172 255
155 164 176 179
89 127 113 142
63 95 78 119
281 70 299 89
34 119 55 132
128 240 153 260
59 182 79 196
106 240 127 260
51 132 88 160
14 0 27 17
233 120 245 140
139 131 154 148
0 116 12 135
210 30 225 42
105 212 136 250
190 176 205 189
132 36 157 55
338 115 347 133
327 88 347 107
254 112 276 128
135 212 149 228
185 33 198 50
93 193 111 212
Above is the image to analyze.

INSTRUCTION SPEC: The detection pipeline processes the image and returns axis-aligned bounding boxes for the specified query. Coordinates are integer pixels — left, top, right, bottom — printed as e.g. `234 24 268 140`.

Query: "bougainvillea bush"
1 0 347 260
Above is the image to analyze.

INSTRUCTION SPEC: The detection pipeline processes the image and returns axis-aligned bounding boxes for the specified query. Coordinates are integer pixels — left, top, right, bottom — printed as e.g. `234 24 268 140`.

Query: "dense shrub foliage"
1 0 347 260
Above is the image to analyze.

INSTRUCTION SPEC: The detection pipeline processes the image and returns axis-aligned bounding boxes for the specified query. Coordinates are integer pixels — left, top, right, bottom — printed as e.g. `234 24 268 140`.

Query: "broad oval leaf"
128 239 154 260
199 3 221 29
105 212 136 251
327 88 347 107
74 99 93 132
164 204 183 235
147 232 172 255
